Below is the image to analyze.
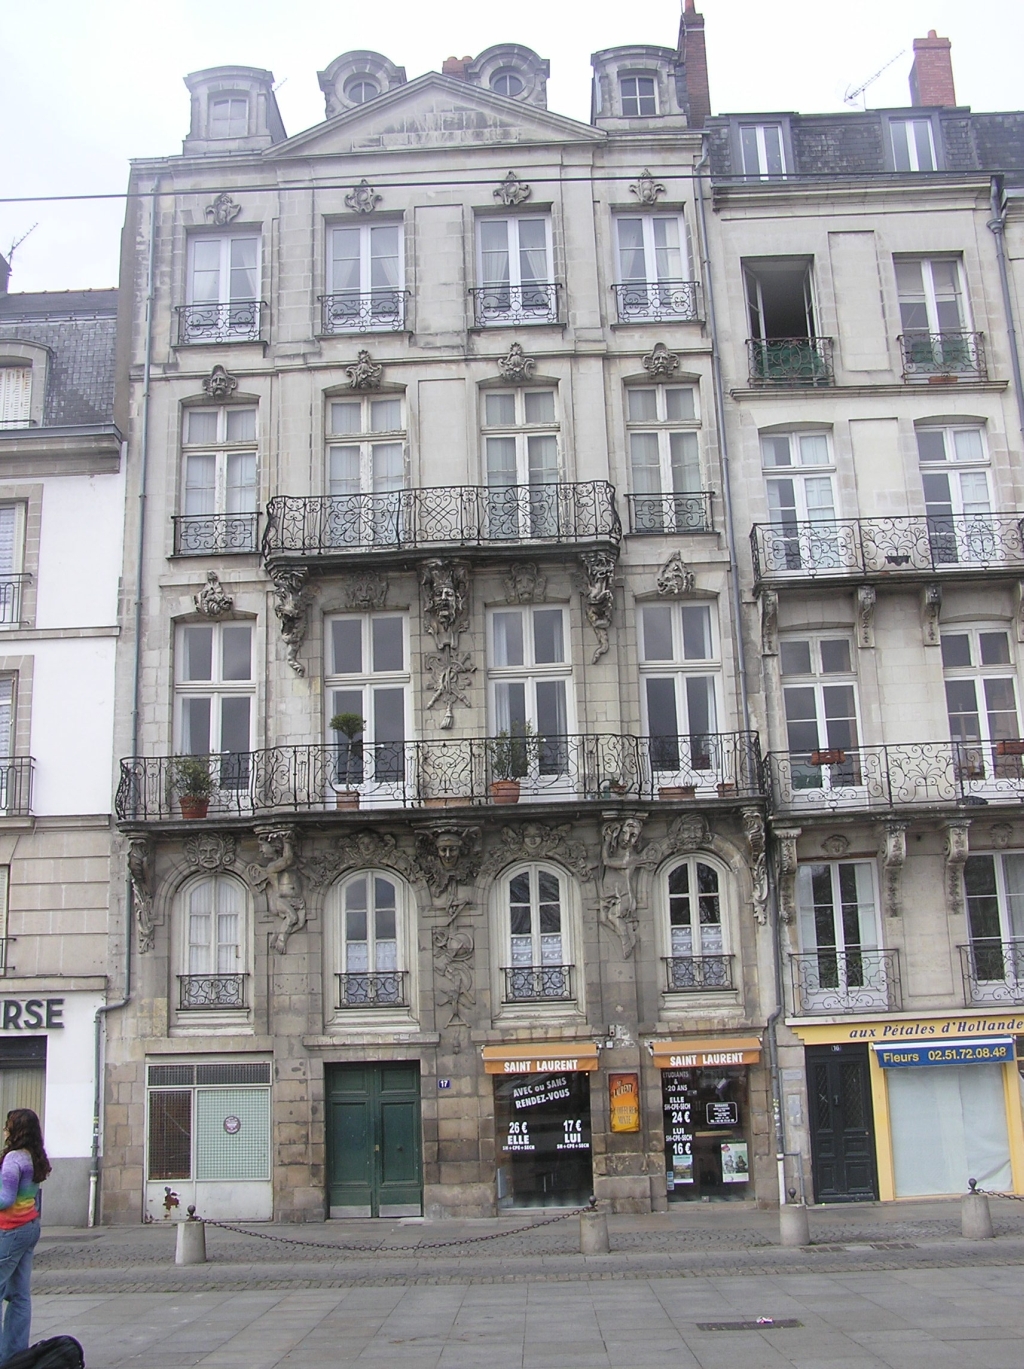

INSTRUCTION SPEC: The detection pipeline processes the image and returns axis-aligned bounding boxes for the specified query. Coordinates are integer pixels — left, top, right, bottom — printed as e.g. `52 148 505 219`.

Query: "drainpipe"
88 174 159 1227
988 175 1024 453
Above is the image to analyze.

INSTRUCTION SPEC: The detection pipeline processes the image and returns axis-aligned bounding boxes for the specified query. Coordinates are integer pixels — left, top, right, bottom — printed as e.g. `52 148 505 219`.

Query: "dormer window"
620 75 657 117
740 124 786 178
345 76 380 105
209 97 248 139
491 69 525 97
0 369 31 430
890 117 937 172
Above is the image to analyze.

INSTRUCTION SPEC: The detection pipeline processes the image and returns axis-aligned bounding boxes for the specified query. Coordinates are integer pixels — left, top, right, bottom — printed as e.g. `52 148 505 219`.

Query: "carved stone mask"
436 834 463 869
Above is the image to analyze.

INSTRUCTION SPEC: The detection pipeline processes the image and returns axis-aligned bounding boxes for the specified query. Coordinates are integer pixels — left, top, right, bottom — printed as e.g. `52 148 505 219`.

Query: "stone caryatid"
420 559 473 728
127 837 156 953
250 828 307 953
599 812 649 957
742 806 769 926
270 567 315 675
578 551 618 663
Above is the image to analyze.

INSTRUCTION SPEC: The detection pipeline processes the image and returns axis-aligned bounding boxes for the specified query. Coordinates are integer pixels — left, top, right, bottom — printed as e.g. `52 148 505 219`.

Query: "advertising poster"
609 1072 640 1132
720 1141 749 1182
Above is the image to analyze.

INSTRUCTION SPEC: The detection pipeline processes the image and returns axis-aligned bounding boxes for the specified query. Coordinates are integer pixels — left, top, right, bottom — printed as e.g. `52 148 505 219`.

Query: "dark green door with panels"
326 1062 422 1217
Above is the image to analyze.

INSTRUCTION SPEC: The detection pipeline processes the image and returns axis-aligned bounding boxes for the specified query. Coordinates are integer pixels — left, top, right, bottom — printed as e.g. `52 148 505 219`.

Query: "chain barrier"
198 1205 585 1256
974 1186 1024 1202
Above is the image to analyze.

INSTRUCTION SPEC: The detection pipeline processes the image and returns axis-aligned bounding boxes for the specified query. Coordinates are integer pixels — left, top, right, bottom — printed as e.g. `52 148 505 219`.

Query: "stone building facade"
0 273 124 1223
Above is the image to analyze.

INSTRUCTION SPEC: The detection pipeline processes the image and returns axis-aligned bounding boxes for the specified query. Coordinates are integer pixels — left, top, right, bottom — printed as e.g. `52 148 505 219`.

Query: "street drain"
697 1319 802 1331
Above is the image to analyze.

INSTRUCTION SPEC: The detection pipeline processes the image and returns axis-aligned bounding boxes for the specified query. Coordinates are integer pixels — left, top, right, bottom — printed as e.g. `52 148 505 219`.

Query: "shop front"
482 1043 598 1209
651 1037 762 1202
792 1013 1024 1201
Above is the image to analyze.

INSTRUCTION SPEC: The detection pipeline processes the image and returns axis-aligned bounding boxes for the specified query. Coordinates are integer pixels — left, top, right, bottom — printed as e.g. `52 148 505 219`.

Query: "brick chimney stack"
909 30 956 107
677 0 711 128
442 56 472 79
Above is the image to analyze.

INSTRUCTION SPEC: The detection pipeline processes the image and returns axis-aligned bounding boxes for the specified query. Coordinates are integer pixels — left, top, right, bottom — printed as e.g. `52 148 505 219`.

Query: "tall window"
614 215 693 322
896 257 975 375
666 859 727 990
475 216 556 325
627 386 702 532
176 621 254 787
0 505 25 624
504 866 571 1001
179 406 257 553
739 123 785 178
0 369 30 429
890 118 936 172
209 97 248 139
483 389 559 538
327 396 404 546
744 258 825 384
941 628 1021 780
796 862 884 1007
489 607 571 776
619 75 657 117
180 875 246 1009
762 431 838 570
325 222 404 332
780 636 860 790
963 853 1024 994
337 871 404 1005
326 614 409 788
639 602 718 779
184 233 261 341
917 426 991 565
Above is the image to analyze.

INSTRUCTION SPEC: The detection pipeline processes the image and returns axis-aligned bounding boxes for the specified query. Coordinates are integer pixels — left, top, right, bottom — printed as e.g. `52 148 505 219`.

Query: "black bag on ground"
0 1336 84 1369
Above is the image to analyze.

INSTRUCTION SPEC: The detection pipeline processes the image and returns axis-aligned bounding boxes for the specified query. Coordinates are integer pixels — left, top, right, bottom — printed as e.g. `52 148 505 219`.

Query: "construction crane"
843 49 907 109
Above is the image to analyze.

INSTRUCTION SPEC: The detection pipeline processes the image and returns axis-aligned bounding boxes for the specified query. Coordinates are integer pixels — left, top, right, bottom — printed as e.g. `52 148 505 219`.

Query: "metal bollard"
579 1204 610 1255
962 1179 994 1240
175 1205 207 1265
779 1201 811 1248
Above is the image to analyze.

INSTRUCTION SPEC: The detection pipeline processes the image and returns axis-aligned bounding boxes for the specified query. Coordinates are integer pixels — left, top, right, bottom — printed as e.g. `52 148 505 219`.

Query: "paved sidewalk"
29 1263 1024 1368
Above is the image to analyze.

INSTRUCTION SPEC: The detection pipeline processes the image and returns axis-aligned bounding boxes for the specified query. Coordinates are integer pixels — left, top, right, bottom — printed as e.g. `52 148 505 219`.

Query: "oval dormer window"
345 76 380 105
491 69 525 98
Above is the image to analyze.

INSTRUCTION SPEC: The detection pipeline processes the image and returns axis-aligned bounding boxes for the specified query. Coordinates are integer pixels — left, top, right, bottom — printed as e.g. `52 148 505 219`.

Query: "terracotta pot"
334 790 360 810
490 780 521 805
995 739 1024 757
179 796 209 820
717 782 738 797
659 785 696 801
810 749 846 766
424 796 467 808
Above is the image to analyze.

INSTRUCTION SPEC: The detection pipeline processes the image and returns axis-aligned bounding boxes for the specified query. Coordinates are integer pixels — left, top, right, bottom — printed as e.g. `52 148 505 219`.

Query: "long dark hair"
3 1109 50 1184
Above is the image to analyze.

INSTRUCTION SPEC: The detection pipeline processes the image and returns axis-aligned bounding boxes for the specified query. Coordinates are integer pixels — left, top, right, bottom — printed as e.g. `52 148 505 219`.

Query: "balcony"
628 492 713 535
664 954 734 992
262 483 621 567
959 941 1024 1007
791 949 902 1015
115 731 763 823
175 301 266 346
746 337 834 387
502 964 574 1003
173 514 259 556
769 740 1024 814
319 289 409 335
751 513 1024 585
337 970 408 1008
470 282 560 328
0 759 33 818
178 974 247 1010
612 281 701 324
0 575 29 625
899 331 986 382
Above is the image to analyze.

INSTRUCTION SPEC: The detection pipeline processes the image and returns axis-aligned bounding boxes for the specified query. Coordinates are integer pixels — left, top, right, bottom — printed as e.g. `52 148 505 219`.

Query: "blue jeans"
0 1218 39 1360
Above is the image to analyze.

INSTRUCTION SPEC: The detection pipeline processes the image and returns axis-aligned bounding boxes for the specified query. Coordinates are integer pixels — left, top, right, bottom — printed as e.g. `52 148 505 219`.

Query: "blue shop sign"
873 1037 1014 1068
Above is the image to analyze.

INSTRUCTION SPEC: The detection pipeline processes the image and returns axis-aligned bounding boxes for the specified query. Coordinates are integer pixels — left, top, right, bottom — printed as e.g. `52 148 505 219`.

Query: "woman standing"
0 1109 49 1360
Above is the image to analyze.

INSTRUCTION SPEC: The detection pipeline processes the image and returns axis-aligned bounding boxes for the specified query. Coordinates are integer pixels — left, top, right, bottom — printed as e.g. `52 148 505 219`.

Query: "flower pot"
659 785 696 801
424 796 467 808
716 782 738 797
179 796 209 820
334 790 360 810
995 739 1024 757
610 782 629 796
810 749 846 766
490 780 521 805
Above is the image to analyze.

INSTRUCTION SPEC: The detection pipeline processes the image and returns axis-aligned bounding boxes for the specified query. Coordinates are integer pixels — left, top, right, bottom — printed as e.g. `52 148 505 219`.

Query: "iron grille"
663 954 734 991
470 282 560 327
746 336 834 387
502 964 574 1002
147 1089 191 1180
612 280 701 323
791 949 902 1014
148 1064 195 1087
175 301 265 345
628 491 713 534
196 1062 271 1085
337 970 408 1007
959 940 1024 1006
173 513 259 555
319 290 409 333
899 330 986 380
178 974 247 1010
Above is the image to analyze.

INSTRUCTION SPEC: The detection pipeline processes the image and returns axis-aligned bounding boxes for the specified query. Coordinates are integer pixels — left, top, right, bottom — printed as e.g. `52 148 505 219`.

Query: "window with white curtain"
325 222 404 332
796 861 885 1008
185 233 261 341
667 858 724 958
337 870 405 1006
475 216 557 324
186 876 244 976
180 407 257 552
488 606 572 777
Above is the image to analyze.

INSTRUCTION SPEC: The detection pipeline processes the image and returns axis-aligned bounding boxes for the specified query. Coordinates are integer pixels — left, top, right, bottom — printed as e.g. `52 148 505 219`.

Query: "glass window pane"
761 434 792 467
371 443 404 492
183 454 216 516
524 390 555 424
617 217 647 280
479 219 510 287
533 609 564 665
798 434 830 466
370 399 401 432
762 125 784 175
940 634 972 668
630 433 661 494
331 619 363 674
225 408 256 442
820 639 852 674
492 611 524 667
486 437 517 484
331 228 361 292
669 432 701 492
917 430 947 463
665 388 696 421
330 402 362 435
221 625 252 681
228 238 259 301
182 626 214 681
186 410 219 445
642 605 674 661
686 675 715 734
182 697 211 755
328 446 360 495
527 434 558 484
536 680 567 738
980 633 1011 666
627 388 658 422
225 453 257 513
681 605 712 660
740 126 760 175
485 393 516 427
494 680 527 735
780 640 812 676
952 429 984 462
646 677 678 735
372 617 404 672
220 696 250 754
373 687 405 744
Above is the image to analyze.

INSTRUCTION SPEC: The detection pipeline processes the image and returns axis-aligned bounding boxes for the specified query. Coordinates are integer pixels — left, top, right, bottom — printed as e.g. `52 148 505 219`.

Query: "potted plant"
330 712 365 809
173 756 213 820
659 784 697 801
488 724 534 804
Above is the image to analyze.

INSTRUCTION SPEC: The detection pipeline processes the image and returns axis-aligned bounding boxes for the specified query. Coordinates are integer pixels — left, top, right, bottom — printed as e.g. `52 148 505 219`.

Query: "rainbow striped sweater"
0 1150 39 1229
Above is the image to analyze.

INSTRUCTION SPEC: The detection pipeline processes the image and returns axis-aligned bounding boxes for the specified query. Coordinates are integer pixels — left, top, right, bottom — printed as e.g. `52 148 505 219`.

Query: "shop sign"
792 1014 1024 1045
652 1036 761 1070
0 999 64 1031
873 1037 1014 1069
609 1073 640 1133
511 1075 572 1109
482 1042 600 1074
706 1101 739 1126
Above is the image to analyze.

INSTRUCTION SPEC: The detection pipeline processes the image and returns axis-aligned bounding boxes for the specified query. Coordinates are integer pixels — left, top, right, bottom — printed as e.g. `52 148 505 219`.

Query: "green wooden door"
326 1062 422 1217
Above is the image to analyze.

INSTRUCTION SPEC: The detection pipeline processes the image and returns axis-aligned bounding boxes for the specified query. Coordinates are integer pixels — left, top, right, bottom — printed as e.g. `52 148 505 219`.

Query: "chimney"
678 1 711 128
442 56 472 79
909 30 956 107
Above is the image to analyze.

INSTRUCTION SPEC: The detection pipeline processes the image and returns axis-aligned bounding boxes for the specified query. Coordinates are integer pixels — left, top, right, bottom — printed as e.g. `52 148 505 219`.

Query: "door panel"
806 1044 877 1202
326 1062 422 1217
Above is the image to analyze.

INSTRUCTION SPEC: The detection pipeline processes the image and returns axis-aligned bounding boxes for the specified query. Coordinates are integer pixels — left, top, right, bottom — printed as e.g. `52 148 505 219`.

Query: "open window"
745 259 831 385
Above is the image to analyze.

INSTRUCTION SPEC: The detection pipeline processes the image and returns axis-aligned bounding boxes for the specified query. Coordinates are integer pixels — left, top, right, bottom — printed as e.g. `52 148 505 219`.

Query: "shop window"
495 1070 592 1209
0 1037 45 1124
146 1061 272 1196
639 602 719 785
887 1063 1011 1196
179 406 257 553
780 636 861 792
326 395 405 544
941 627 1021 785
663 1068 750 1200
325 613 409 793
335 870 408 1008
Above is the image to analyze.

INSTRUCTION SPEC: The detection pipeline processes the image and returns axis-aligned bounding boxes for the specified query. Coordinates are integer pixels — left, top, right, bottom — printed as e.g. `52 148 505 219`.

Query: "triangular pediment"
268 73 605 159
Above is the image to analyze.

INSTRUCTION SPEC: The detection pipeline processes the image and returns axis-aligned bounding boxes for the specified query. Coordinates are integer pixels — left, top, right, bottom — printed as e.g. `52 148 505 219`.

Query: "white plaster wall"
28 637 117 815
34 468 125 629
0 992 103 1158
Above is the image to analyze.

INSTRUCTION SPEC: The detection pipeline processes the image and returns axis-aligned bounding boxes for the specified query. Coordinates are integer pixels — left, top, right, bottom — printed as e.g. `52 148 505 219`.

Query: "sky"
2 0 1022 294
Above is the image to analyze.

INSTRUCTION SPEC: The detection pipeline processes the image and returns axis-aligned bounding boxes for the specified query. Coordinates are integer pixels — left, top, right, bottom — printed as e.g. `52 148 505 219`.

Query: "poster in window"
720 1141 749 1183
673 1147 694 1183
609 1073 640 1133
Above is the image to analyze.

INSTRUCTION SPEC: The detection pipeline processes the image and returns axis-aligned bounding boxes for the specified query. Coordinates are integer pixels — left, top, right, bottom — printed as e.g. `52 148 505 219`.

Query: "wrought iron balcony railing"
470 282 560 327
178 974 247 1010
0 758 33 817
959 940 1024 1006
262 483 621 562
0 575 29 626
664 954 734 992
899 331 986 381
115 732 763 822
502 964 574 1002
337 970 408 1008
628 491 713 535
612 280 701 324
319 290 409 334
769 740 1024 813
751 513 1024 583
747 336 834 387
791 949 902 1015
173 513 259 556
175 301 266 345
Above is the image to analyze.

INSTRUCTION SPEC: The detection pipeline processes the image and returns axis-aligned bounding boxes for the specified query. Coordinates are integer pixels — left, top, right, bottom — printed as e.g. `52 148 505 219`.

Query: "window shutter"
0 370 31 426
0 507 18 577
